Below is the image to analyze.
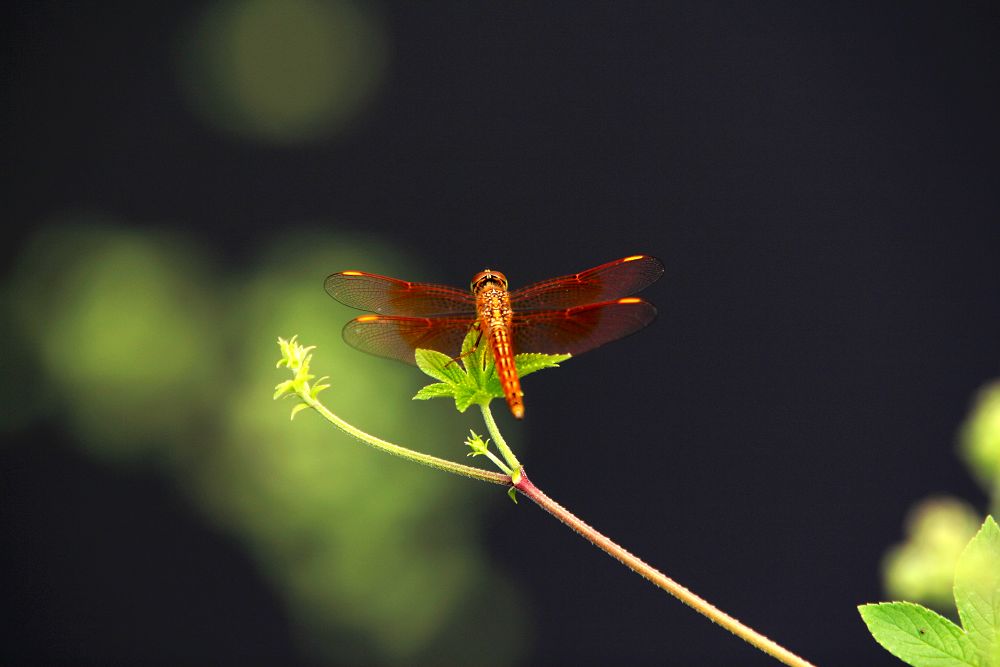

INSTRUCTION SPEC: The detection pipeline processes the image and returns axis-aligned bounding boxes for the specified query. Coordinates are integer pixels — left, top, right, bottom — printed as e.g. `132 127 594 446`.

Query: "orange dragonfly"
324 255 663 419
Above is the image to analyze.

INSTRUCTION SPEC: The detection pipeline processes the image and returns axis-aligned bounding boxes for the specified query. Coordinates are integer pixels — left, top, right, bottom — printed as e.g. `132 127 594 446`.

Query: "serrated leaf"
858 602 978 667
515 352 571 378
955 516 1000 666
483 372 505 399
454 385 490 413
461 330 488 386
484 360 500 386
415 348 466 384
412 329 571 413
412 383 456 400
479 353 571 396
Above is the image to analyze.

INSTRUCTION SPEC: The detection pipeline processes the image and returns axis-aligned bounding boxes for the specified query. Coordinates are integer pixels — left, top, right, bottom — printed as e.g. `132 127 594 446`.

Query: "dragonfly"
324 254 664 419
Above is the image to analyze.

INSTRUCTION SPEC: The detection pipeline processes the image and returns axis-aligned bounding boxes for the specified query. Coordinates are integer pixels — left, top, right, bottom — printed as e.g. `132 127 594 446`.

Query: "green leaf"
412 382 456 400
273 379 295 399
515 352 571 378
461 330 488 386
310 375 330 399
414 348 466 384
412 328 569 413
861 516 1000 667
858 602 978 667
289 403 311 420
453 385 490 413
955 516 1000 666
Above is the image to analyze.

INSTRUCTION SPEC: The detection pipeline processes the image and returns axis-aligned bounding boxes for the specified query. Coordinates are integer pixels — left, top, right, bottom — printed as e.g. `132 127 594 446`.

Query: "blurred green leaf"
960 382 1000 497
176 0 387 144
6 222 220 462
289 402 310 420
883 498 981 610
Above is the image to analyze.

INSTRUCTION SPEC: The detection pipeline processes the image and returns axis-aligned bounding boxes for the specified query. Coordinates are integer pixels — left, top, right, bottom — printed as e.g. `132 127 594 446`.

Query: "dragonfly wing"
325 271 475 315
511 299 658 356
342 315 475 365
510 255 664 310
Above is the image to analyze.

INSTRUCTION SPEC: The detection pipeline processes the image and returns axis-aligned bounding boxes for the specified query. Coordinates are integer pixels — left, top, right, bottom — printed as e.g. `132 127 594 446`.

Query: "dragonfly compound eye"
471 270 508 292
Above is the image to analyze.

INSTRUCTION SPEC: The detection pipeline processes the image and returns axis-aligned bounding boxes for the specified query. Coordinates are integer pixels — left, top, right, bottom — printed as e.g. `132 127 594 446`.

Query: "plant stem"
479 403 522 473
301 393 509 486
479 448 513 475
514 471 818 667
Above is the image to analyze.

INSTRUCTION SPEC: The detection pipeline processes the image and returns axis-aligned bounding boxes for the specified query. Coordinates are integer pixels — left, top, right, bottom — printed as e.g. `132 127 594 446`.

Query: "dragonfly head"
470 269 508 294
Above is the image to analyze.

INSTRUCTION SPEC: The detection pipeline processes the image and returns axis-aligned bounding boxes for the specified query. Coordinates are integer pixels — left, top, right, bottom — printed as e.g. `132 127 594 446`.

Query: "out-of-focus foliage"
882 498 981 610
3 221 526 665
176 0 387 144
881 379 1000 612
960 381 1000 511
7 219 221 462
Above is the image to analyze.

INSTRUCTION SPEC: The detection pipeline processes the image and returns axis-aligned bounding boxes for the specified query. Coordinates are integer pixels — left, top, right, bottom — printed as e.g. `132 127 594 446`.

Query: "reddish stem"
513 471 817 667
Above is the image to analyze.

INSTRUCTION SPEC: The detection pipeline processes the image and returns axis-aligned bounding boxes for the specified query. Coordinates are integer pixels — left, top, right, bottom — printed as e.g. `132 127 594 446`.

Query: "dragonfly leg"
445 323 482 367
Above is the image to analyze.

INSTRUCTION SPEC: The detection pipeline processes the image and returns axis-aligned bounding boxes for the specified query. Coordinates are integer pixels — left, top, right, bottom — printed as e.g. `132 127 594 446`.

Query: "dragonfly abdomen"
489 323 523 419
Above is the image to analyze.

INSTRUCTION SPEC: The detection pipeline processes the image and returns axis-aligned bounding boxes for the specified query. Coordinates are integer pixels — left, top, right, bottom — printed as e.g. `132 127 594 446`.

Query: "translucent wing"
342 315 475 365
510 255 664 311
325 271 476 316
511 298 658 356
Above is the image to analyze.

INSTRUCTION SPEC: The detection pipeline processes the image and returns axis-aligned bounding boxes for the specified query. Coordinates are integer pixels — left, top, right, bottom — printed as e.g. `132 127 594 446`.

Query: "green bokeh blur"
961 382 1000 511
3 221 527 664
881 497 981 611
176 0 387 144
880 381 1000 611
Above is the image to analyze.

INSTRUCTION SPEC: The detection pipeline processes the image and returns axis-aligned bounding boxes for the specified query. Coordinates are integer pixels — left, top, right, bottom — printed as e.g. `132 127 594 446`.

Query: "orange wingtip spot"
356 315 380 322
622 255 646 262
618 297 643 304
341 270 364 276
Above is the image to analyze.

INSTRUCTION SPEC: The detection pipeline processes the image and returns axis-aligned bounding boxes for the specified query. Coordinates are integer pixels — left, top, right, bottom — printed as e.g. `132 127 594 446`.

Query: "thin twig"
514 472 818 667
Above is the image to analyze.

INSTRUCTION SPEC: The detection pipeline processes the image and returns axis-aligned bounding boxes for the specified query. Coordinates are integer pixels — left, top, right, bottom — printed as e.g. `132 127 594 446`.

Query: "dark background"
3 2 999 665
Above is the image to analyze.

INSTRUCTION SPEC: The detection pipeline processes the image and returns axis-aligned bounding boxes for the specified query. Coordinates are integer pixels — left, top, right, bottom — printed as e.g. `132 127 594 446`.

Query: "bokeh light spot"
177 0 388 143
8 221 220 460
882 497 981 610
960 381 1000 497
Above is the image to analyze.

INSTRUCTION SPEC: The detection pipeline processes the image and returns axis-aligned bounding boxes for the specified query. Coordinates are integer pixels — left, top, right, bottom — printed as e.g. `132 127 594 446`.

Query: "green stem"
479 402 521 473
280 339 812 665
513 472 817 667
480 448 513 475
300 392 509 486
